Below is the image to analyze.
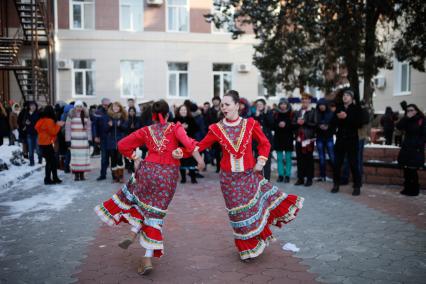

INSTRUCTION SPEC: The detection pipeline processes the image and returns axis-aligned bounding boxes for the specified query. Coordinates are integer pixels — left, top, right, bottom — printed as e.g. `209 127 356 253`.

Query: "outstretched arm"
118 128 146 159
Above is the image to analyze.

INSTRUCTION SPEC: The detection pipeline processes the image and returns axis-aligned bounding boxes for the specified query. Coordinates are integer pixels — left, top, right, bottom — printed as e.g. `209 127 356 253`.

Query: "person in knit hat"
273 98 294 183
315 98 335 182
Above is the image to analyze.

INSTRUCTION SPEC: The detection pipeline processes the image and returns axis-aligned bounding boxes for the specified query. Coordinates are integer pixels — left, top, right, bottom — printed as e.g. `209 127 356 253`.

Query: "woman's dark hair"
175 104 192 118
128 106 137 116
152 99 169 117
40 105 56 121
224 90 240 104
406 104 424 118
385 106 393 116
79 109 86 128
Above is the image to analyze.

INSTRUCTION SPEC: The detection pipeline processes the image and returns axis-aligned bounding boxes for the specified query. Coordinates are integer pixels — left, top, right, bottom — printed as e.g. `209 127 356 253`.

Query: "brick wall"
314 146 426 189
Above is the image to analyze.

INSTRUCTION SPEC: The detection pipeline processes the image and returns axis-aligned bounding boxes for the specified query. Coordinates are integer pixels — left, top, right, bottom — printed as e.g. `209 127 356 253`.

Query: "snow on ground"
0 145 42 191
0 167 82 222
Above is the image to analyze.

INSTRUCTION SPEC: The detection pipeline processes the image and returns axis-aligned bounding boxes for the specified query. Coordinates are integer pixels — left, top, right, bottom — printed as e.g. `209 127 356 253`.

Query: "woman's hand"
108 120 113 127
57 121 65 127
172 148 183 159
197 160 205 171
254 162 264 172
134 158 142 170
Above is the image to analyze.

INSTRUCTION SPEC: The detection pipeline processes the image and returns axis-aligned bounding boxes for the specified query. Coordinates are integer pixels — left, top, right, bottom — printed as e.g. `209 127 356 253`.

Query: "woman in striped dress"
65 101 92 181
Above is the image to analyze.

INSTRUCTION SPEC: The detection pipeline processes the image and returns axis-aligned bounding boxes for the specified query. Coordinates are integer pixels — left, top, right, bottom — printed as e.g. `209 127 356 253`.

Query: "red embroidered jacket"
118 122 197 166
197 117 270 172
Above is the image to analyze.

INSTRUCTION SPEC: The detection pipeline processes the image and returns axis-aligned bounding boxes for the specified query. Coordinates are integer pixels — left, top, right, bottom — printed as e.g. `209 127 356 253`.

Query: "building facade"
372 59 426 113
50 0 264 106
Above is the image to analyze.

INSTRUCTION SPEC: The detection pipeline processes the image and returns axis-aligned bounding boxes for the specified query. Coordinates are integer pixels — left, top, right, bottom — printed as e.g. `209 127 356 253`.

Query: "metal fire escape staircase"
0 0 51 105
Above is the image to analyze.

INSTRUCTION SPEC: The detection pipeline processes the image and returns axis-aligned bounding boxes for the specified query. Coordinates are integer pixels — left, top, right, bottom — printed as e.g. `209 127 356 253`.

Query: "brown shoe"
138 257 153 275
118 232 137 249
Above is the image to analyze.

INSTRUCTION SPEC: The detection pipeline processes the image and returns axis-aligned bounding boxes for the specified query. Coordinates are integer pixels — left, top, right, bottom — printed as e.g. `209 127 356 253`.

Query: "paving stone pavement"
0 159 425 283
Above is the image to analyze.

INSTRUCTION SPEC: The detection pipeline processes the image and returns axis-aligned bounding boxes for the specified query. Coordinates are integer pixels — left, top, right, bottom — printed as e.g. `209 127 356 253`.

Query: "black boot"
304 178 313 187
284 176 290 183
44 178 54 185
52 176 62 184
79 172 85 181
190 170 197 184
180 169 186 183
294 178 304 186
74 173 80 181
277 176 284 183
352 187 361 196
331 184 339 193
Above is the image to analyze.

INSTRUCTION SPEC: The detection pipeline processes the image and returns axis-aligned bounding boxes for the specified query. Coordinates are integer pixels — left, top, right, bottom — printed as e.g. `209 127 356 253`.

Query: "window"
167 0 189 32
213 64 232 98
121 61 144 98
394 60 411 96
70 0 95 30
211 0 235 34
72 60 95 97
168 63 188 98
120 0 143 31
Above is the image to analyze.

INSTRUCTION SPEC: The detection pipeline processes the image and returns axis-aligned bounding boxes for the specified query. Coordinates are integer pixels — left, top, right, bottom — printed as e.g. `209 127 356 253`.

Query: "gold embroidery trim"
217 119 247 153
148 123 171 151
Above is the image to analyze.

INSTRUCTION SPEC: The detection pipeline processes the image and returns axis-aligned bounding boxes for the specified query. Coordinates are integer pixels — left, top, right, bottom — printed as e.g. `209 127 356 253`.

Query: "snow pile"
0 145 41 190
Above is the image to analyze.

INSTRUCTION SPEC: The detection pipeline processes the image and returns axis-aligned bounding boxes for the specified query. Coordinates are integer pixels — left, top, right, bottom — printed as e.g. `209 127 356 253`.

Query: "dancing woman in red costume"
175 90 304 261
95 100 204 275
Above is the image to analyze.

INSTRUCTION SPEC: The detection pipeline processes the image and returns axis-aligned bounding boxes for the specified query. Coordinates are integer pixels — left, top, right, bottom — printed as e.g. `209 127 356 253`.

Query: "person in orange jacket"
35 105 65 185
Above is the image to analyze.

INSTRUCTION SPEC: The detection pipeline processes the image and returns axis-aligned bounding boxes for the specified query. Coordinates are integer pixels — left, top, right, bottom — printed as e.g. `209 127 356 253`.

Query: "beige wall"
373 67 426 113
56 30 260 106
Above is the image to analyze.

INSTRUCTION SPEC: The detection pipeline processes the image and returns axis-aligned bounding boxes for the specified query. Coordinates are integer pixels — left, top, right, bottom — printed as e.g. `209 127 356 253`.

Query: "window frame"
393 60 412 96
72 59 96 98
120 60 144 99
69 0 95 30
167 62 189 99
166 0 190 33
213 63 233 98
119 0 144 32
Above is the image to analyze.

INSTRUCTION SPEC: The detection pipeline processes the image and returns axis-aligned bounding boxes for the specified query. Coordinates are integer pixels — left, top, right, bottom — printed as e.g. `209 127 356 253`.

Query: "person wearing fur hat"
273 98 294 183
315 98 335 182
65 101 92 181
106 102 128 183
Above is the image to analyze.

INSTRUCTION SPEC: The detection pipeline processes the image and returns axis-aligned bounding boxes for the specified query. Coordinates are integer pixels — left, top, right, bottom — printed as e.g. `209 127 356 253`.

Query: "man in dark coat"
331 89 363 195
292 93 317 186
94 98 111 181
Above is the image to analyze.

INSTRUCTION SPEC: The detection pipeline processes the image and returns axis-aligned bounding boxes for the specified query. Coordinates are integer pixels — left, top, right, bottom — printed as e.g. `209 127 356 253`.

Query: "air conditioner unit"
146 0 163 5
237 63 250 73
373 76 386 89
57 59 72 70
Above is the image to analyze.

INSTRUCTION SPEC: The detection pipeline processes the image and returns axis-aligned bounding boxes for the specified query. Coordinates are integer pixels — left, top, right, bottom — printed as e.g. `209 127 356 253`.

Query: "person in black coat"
380 106 398 145
331 89 363 196
273 98 294 183
315 98 336 181
174 105 199 184
252 98 274 180
396 104 425 196
292 93 317 186
124 106 141 173
22 101 42 166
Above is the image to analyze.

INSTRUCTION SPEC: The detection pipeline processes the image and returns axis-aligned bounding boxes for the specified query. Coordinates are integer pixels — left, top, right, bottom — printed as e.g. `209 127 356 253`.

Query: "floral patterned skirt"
94 161 179 258
220 170 304 260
